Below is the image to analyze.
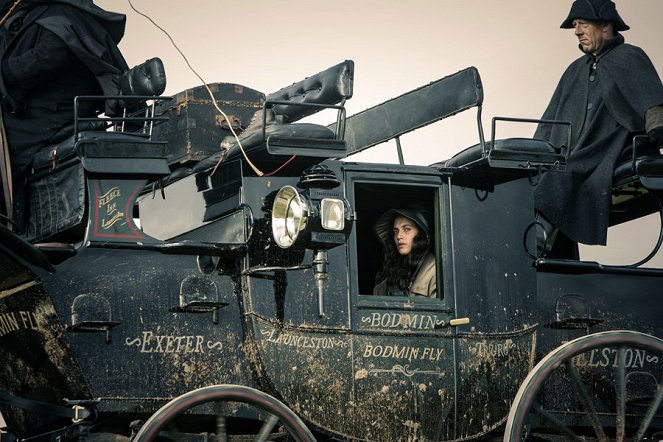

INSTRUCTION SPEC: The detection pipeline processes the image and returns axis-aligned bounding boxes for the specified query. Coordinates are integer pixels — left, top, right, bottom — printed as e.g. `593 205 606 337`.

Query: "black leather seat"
613 137 663 190
163 60 354 184
221 60 354 164
444 138 559 169
26 58 168 243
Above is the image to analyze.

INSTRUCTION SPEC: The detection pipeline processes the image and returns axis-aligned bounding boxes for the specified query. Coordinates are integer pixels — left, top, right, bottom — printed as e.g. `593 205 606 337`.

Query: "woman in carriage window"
373 208 437 298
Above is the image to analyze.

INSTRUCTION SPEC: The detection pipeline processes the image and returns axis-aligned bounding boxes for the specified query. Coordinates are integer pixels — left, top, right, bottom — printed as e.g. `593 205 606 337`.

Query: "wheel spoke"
216 415 228 442
255 414 279 442
504 332 663 442
565 360 608 441
634 380 663 442
615 346 626 441
134 385 316 442
532 404 585 441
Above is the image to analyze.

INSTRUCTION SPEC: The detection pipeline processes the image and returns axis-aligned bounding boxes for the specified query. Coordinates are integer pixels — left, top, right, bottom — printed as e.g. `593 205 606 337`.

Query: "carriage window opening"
354 183 441 300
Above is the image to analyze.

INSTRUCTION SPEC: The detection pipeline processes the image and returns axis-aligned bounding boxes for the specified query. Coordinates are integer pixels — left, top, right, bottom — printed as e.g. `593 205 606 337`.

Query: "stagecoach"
0 58 662 441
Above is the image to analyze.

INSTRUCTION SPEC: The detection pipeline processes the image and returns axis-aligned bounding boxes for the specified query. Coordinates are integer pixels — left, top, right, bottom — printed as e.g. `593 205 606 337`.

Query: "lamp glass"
272 186 308 248
320 198 344 231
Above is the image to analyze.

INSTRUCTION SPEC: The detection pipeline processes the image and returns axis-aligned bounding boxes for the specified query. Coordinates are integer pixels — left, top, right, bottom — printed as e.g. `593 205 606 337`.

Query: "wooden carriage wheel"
504 330 663 441
133 384 316 442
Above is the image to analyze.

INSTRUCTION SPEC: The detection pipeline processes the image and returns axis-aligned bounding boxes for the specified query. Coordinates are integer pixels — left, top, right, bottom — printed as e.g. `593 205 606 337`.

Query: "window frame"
345 171 454 325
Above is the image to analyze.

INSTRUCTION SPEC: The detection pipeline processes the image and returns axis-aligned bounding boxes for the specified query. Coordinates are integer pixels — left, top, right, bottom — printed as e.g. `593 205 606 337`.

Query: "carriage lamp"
271 172 352 317
272 185 309 249
271 185 349 249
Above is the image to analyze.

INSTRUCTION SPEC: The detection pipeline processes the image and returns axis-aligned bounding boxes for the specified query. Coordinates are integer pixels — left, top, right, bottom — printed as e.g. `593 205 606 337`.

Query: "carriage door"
348 176 458 442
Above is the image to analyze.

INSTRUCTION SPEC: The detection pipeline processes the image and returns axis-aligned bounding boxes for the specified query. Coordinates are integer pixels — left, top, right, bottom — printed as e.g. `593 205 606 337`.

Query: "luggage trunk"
152 83 265 165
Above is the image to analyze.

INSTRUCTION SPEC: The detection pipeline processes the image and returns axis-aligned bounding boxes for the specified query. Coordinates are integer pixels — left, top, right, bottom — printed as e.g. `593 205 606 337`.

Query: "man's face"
573 19 610 54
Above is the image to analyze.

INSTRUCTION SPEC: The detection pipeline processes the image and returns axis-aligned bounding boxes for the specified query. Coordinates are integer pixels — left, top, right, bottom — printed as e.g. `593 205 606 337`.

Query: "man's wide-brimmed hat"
560 0 629 31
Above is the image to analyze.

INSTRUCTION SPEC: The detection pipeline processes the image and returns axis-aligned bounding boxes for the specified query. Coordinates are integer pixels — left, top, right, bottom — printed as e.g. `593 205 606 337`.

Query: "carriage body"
0 62 662 441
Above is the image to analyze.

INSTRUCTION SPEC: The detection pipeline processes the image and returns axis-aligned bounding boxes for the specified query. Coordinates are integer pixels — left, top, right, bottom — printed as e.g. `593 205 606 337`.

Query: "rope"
0 0 22 28
126 0 268 176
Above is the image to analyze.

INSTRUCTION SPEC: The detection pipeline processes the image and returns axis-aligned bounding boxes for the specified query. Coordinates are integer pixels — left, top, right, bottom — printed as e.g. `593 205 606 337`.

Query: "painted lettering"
632 349 645 368
98 187 121 207
127 331 221 354
262 329 346 350
574 348 659 369
97 186 126 230
363 344 443 361
475 341 516 358
0 311 40 338
19 311 39 330
0 312 19 336
101 211 125 230
362 312 445 330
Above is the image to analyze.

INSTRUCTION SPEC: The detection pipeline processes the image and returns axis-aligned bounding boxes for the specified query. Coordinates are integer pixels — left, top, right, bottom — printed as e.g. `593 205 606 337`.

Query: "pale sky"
93 0 663 266
96 0 663 157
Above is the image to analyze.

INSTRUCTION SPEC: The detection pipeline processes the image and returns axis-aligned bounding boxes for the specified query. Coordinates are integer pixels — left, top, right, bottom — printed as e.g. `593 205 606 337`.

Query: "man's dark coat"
534 35 663 245
0 0 129 181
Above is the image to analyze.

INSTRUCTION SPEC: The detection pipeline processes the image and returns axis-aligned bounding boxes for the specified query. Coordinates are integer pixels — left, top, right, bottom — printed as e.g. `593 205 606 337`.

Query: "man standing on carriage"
0 0 130 232
534 0 663 257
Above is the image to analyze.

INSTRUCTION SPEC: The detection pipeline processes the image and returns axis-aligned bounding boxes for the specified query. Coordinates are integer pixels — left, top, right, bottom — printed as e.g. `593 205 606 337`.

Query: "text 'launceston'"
262 329 346 350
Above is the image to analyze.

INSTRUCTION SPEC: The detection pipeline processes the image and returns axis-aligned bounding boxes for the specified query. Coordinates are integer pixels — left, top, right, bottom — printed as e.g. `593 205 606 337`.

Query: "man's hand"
648 126 663 148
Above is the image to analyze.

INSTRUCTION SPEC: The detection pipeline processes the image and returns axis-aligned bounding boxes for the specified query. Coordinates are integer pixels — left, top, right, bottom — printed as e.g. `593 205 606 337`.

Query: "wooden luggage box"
152 83 265 165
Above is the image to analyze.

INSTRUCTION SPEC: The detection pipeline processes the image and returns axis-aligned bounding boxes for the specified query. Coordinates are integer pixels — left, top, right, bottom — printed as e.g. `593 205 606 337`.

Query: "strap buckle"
72 404 90 424
64 398 99 424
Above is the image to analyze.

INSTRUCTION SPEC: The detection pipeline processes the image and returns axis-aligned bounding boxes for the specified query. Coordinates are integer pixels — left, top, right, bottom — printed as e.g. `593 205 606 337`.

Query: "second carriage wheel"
504 330 663 441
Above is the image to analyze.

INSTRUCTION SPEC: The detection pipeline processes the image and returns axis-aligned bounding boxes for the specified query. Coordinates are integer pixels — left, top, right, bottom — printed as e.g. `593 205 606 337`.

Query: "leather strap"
0 102 13 225
0 390 90 421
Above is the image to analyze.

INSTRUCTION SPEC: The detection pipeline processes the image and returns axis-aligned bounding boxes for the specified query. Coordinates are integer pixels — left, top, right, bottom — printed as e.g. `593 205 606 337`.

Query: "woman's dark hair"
374 215 429 291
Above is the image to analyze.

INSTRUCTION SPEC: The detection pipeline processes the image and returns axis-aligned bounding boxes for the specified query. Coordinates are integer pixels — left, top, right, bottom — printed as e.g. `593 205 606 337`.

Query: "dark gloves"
648 126 663 148
119 58 167 97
